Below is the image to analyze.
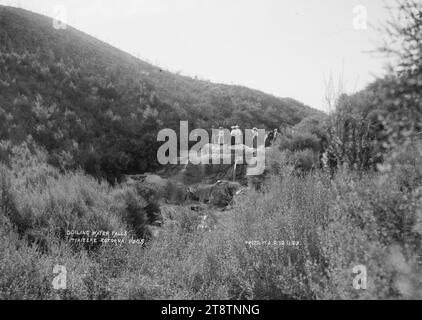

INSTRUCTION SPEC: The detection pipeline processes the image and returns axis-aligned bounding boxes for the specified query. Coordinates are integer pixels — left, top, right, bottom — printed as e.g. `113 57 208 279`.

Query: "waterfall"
233 158 238 182
181 162 189 173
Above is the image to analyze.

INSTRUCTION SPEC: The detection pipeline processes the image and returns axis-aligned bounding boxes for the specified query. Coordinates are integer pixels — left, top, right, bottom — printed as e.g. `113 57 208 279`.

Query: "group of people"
211 125 278 147
266 128 278 147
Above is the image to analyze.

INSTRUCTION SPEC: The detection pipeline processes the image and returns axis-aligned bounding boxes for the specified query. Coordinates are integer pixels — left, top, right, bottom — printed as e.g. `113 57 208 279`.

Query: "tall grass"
1 142 421 299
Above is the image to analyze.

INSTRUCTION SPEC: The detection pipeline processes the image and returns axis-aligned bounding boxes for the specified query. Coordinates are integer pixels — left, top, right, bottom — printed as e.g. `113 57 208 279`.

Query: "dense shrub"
1 138 422 299
324 94 382 171
267 147 319 174
279 132 321 154
112 183 162 238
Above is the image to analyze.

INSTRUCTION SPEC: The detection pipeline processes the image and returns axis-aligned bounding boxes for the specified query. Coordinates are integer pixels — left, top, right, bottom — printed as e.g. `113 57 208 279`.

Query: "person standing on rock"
252 127 259 149
272 129 278 145
217 126 225 145
265 130 271 147
230 126 235 145
231 125 242 146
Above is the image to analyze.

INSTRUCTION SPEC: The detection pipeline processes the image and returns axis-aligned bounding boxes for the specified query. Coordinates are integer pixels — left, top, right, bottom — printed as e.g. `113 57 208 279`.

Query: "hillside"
0 1 421 301
0 5 323 182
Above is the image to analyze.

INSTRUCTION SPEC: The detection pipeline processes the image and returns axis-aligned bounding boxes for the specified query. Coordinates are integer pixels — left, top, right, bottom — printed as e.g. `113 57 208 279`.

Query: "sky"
0 0 394 111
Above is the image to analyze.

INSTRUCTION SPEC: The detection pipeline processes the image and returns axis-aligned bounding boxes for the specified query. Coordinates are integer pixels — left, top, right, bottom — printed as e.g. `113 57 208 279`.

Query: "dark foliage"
0 6 322 183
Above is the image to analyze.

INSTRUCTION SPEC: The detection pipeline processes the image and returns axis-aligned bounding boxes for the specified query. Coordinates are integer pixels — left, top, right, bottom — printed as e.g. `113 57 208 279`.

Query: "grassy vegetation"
0 0 421 300
1 141 421 300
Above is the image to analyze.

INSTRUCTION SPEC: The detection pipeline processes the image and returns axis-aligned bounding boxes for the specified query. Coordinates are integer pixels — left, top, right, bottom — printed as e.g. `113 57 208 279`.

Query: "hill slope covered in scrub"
0 5 323 182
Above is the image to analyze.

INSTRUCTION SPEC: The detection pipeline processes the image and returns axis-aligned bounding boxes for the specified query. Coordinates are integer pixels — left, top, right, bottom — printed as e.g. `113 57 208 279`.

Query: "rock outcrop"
189 181 242 208
124 173 243 209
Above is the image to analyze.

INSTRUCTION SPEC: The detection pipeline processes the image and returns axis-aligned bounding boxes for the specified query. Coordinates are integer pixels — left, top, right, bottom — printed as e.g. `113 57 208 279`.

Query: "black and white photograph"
0 0 421 304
